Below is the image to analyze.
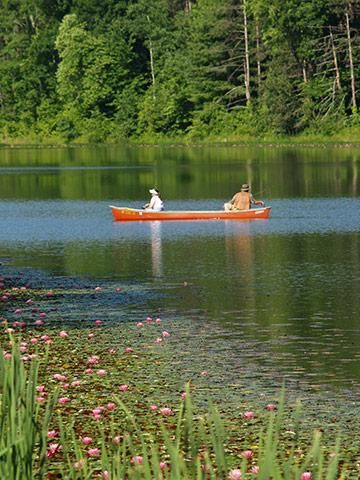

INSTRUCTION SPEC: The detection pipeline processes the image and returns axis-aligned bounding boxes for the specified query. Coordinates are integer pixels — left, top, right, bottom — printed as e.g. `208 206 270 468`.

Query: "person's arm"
252 194 265 206
230 193 238 204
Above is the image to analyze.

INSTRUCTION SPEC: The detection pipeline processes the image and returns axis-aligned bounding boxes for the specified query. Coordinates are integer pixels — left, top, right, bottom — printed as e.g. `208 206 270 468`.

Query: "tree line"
0 0 359 143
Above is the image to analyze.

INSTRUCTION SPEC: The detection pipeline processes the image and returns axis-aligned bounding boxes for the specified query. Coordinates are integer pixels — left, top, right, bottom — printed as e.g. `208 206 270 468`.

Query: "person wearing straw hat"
144 188 164 211
224 184 264 211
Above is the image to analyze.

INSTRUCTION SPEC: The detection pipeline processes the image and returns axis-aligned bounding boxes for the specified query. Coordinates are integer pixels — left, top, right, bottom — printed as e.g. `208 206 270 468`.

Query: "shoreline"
1 140 360 150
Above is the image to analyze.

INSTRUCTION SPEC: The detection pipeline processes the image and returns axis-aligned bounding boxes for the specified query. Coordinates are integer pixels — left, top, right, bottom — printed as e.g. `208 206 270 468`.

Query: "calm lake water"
0 145 359 404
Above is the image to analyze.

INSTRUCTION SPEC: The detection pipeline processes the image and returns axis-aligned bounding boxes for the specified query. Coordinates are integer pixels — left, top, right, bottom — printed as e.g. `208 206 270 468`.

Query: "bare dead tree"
302 60 307 83
345 11 357 111
146 15 156 100
243 0 250 103
255 20 261 86
329 26 341 92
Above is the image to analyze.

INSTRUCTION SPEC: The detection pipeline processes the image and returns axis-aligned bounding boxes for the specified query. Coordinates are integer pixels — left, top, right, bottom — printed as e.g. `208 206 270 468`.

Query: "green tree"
55 13 131 140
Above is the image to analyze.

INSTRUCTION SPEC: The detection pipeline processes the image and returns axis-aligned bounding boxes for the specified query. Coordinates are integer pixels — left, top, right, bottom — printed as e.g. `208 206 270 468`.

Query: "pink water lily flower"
96 369 107 376
300 473 312 480
228 469 242 480
85 368 94 374
149 405 158 411
47 443 62 458
53 374 67 382
59 331 68 338
81 436 93 445
107 402 116 410
34 320 44 325
94 319 103 325
159 407 173 416
125 347 133 353
155 318 161 324
266 403 277 411
136 322 144 327
74 459 86 470
162 331 170 337
87 355 100 365
92 408 104 416
241 450 253 459
47 430 58 439
243 411 255 420
118 384 129 392
88 447 100 456
250 466 260 474
131 455 143 465
58 397 70 404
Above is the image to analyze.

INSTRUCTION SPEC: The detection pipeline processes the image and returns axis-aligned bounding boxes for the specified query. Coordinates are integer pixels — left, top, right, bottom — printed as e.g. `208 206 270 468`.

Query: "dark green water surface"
0 145 359 403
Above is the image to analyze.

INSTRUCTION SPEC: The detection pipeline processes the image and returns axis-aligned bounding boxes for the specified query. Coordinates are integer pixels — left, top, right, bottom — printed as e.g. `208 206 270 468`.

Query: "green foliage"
0 341 55 480
0 0 359 143
258 53 301 134
0 345 346 479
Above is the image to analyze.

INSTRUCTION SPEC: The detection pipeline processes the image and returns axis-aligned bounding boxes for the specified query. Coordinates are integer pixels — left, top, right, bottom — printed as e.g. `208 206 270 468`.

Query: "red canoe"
110 206 271 221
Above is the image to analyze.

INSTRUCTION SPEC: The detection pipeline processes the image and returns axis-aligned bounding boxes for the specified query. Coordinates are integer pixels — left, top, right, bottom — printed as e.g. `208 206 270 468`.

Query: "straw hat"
241 184 250 192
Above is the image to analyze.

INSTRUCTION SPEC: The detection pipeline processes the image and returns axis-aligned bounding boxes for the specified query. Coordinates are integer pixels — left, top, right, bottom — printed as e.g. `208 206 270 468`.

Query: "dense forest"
0 0 359 143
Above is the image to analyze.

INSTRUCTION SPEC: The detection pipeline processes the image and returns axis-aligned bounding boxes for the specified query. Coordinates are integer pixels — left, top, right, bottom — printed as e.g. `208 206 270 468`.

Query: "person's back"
150 195 164 212
231 191 251 210
224 184 255 211
145 188 164 211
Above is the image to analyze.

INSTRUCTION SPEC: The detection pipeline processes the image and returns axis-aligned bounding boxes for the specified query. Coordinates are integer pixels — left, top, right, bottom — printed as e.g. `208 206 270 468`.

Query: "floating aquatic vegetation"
0 268 359 478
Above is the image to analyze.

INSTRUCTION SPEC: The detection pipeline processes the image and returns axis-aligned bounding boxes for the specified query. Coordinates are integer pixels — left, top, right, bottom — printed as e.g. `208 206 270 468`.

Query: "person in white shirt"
144 188 164 211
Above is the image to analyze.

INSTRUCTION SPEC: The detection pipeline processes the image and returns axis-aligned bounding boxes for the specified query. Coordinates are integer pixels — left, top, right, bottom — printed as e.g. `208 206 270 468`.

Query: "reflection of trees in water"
0 146 358 200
